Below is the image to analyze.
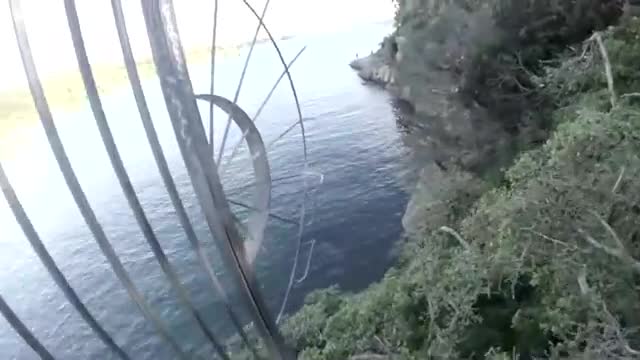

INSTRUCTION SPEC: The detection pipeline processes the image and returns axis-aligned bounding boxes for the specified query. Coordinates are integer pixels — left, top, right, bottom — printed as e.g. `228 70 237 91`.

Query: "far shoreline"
0 35 296 141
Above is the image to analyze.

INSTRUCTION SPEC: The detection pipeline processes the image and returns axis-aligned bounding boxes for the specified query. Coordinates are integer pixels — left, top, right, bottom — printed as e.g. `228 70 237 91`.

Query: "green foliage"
543 17 640 108
283 15 640 360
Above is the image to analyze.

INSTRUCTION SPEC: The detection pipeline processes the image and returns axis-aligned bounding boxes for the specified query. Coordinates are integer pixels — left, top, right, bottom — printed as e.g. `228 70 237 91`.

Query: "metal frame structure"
0 0 315 358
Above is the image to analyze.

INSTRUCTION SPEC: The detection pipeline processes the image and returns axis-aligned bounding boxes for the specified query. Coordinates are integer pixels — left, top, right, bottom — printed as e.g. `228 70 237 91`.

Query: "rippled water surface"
0 22 411 359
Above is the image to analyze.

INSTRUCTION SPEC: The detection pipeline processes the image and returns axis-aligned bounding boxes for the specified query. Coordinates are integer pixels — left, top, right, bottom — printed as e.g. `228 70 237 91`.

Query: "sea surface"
0 21 412 359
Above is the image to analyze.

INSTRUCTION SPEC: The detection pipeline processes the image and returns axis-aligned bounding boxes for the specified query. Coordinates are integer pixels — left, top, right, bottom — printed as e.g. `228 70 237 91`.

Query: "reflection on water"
0 22 411 359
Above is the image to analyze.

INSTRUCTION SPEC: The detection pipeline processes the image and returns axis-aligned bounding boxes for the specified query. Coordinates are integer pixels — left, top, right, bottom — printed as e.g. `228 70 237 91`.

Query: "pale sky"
0 0 393 90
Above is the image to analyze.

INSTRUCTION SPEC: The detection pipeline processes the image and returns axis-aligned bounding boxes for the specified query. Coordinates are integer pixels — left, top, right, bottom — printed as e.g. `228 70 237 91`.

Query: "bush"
283 16 640 360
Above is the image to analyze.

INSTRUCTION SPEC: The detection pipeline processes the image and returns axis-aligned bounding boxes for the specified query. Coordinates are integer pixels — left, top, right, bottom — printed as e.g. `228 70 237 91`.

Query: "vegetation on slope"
282 5 640 360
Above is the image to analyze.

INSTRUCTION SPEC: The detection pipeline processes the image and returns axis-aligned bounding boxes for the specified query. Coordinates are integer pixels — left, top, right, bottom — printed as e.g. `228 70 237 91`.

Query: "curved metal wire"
239 0 307 161
0 295 55 360
295 239 316 284
9 0 187 358
220 46 307 176
208 0 219 155
216 0 271 168
7 0 315 357
140 0 293 358
233 0 312 324
62 0 227 357
109 1 255 357
0 163 130 360
195 94 271 263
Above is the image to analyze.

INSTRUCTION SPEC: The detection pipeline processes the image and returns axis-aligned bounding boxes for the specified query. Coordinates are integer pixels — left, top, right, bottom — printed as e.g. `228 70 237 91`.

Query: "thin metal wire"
220 46 307 176
208 0 219 155
8 1 187 358
228 198 298 226
63 1 226 358
295 240 316 284
226 173 312 194
239 0 307 160
251 47 306 123
295 189 321 285
0 295 55 360
109 1 256 357
0 163 130 360
195 94 271 262
234 0 311 325
140 1 293 358
276 182 308 324
216 0 271 167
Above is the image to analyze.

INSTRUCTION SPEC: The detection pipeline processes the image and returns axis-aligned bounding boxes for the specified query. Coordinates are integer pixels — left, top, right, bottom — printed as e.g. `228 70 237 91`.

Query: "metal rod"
239 0 306 160
0 163 130 360
0 295 55 360
109 1 261 357
63 0 224 357
140 1 294 358
8 0 187 358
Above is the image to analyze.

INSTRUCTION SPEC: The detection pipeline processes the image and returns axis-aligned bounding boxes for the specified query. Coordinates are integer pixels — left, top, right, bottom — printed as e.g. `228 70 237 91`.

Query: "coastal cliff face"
353 0 628 236
282 2 640 359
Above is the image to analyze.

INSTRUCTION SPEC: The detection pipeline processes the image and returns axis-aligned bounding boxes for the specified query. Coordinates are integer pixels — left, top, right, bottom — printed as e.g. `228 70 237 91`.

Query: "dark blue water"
0 22 410 359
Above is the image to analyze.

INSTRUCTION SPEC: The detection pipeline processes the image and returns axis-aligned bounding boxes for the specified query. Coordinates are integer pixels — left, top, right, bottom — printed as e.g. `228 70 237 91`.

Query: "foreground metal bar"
140 1 294 358
8 1 187 358
0 295 54 360
63 0 226 357
0 163 130 360
194 94 271 260
235 0 310 324
109 0 255 356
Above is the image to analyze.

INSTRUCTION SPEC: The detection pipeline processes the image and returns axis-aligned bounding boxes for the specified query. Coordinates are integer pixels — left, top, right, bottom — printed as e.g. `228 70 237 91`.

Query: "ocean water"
0 21 411 359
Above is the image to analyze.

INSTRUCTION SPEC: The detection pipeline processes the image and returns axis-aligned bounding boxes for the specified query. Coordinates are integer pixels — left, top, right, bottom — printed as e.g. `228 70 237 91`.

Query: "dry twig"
612 166 626 193
438 226 471 250
590 32 617 108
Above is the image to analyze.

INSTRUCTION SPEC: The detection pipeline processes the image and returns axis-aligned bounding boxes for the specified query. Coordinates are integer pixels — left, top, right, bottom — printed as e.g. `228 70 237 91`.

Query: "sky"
0 0 394 91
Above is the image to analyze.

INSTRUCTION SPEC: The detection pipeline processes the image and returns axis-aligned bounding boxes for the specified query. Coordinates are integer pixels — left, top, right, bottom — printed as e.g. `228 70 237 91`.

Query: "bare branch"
577 227 623 258
592 32 617 108
438 226 471 250
590 211 626 252
612 166 625 194
577 227 640 274
577 266 589 295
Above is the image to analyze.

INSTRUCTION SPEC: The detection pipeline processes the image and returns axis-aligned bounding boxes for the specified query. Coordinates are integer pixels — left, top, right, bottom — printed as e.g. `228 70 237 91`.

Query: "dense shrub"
282 17 640 360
